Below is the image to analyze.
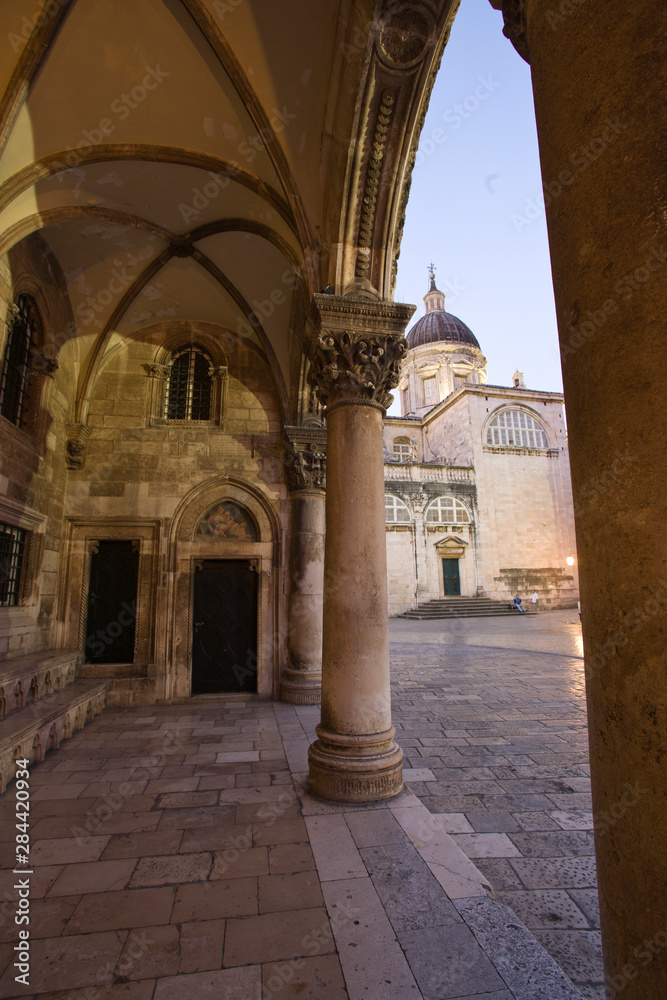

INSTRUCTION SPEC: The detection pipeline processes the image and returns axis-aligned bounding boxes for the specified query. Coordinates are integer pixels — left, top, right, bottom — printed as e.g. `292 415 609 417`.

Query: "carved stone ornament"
309 330 408 411
309 294 415 411
284 425 327 492
490 0 529 63
142 362 170 380
65 422 90 471
378 4 434 68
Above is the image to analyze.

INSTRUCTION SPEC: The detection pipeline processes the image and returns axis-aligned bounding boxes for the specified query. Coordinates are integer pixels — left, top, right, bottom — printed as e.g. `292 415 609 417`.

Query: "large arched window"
486 409 549 449
165 344 212 420
425 496 471 524
385 495 411 523
0 294 39 428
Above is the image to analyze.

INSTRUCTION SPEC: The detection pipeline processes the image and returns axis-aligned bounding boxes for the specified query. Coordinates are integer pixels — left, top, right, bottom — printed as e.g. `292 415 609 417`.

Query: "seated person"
513 593 526 613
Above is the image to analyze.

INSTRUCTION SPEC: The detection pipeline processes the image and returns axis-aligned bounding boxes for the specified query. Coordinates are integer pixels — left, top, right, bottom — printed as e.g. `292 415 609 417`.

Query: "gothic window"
422 376 438 406
0 522 27 606
165 344 212 420
385 495 411 523
1 294 39 428
487 409 549 449
393 437 412 461
425 496 471 524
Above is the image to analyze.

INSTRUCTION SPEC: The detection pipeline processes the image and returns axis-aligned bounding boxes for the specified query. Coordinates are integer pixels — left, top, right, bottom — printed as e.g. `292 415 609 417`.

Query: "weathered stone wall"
386 525 415 614
0 239 77 659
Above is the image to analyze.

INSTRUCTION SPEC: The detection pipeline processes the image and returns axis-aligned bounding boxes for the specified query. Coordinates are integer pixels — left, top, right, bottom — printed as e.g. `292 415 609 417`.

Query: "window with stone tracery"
385 495 411 523
425 496 471 524
486 409 549 449
165 344 212 420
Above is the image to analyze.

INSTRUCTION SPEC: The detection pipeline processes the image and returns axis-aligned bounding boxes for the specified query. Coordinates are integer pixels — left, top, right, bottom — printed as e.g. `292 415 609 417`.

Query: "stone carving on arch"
166 477 281 703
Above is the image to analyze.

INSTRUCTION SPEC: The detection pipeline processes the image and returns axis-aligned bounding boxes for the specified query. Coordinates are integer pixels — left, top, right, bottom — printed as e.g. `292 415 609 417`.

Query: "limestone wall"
0 240 77 659
386 525 416 614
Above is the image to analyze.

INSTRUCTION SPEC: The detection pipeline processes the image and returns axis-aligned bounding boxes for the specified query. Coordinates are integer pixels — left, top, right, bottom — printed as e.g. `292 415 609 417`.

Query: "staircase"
400 597 535 619
0 650 109 793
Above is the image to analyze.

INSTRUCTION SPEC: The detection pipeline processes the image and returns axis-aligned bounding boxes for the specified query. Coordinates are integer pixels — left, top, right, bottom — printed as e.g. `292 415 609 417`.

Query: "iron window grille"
0 522 27 606
1 294 38 428
165 345 212 420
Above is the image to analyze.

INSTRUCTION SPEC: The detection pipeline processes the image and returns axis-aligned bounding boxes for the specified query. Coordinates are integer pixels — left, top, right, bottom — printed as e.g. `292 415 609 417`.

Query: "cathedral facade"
384 272 578 613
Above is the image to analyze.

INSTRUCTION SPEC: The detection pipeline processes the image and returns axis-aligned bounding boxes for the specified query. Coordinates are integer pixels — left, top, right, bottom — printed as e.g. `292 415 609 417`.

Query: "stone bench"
0 649 79 718
0 678 109 794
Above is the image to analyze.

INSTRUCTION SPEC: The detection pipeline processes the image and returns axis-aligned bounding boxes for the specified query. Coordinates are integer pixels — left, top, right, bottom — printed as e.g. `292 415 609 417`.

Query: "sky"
390 0 561 414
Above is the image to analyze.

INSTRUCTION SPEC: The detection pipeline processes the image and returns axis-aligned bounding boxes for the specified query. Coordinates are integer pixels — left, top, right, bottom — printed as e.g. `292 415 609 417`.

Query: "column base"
307 725 404 802
280 667 322 704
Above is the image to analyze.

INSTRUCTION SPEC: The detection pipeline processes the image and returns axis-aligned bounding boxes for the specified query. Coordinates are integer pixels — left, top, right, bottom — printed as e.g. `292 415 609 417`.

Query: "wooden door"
442 558 461 596
192 560 257 694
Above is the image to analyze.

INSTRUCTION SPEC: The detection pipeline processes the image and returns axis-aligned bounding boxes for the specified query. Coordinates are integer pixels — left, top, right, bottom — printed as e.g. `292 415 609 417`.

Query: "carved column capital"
284 425 327 492
489 0 529 63
308 294 415 413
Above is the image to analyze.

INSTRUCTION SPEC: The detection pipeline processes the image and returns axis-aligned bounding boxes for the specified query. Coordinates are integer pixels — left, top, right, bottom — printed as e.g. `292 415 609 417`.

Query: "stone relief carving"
65 423 90 470
283 425 327 492
356 90 396 280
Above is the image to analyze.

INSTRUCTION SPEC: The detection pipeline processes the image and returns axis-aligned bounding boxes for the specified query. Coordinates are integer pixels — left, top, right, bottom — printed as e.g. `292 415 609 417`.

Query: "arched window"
426 496 471 524
487 409 549 449
393 436 412 461
385 495 411 523
166 345 212 420
1 294 39 428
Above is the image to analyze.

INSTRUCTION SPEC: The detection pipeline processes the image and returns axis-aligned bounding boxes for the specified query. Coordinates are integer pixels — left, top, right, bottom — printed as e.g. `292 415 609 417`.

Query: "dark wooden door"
192 560 258 694
442 558 461 596
85 540 139 663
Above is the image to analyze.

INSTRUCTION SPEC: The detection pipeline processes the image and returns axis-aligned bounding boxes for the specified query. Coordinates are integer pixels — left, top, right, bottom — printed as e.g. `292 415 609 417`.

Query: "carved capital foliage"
308 295 415 411
490 0 529 63
284 425 327 492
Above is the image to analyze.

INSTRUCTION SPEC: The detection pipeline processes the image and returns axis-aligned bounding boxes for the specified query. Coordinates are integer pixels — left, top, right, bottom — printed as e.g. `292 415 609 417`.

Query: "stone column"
307 293 414 802
412 491 430 604
281 426 327 704
493 3 667 996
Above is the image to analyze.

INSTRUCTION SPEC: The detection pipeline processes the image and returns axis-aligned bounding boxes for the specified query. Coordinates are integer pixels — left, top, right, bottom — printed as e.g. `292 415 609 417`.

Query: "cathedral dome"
406 309 480 349
406 267 480 350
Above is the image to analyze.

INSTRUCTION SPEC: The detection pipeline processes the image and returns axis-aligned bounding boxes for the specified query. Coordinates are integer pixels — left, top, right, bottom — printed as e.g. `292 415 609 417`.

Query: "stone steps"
401 598 536 619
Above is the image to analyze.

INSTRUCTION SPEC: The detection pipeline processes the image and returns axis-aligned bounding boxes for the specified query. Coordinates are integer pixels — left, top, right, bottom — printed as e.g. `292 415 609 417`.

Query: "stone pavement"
0 611 600 999
390 611 603 1000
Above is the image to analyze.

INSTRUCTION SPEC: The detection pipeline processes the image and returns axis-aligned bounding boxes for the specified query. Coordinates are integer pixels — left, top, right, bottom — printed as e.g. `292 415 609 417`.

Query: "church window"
393 437 412 461
165 345 212 420
0 522 27 606
423 376 438 406
426 496 470 524
1 294 39 428
487 409 549 449
453 374 467 388
385 495 411 523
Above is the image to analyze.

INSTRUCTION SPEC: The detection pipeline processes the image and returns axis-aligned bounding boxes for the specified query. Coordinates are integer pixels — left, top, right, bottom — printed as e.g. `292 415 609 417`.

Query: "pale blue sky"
391 0 561 413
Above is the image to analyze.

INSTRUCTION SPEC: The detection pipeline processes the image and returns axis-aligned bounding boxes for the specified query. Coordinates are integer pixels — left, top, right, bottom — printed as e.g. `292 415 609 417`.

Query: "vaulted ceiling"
0 0 459 421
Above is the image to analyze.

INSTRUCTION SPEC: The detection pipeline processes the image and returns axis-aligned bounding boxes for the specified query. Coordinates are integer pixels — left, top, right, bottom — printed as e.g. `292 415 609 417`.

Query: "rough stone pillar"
493 2 667 995
306 293 415 802
281 426 327 704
